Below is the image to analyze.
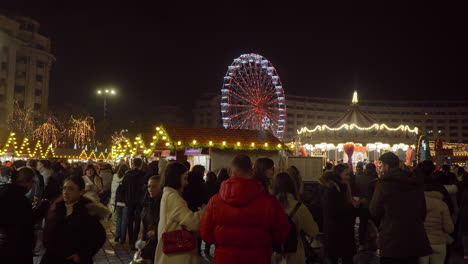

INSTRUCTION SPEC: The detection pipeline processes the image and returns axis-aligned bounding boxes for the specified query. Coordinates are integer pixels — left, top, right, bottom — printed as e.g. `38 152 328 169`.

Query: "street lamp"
96 87 117 122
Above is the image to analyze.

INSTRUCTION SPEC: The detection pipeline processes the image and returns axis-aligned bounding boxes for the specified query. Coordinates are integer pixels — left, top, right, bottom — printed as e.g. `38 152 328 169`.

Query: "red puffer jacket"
200 176 290 264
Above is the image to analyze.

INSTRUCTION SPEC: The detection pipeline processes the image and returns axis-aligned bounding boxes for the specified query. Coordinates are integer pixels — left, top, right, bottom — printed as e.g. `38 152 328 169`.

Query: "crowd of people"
0 152 467 264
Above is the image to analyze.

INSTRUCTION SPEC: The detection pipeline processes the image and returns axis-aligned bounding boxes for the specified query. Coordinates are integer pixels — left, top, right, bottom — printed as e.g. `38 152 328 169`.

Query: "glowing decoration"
264 143 268 147
297 123 419 134
33 120 60 146
68 116 96 149
220 53 286 140
193 140 197 144
237 142 241 146
209 141 213 146
222 141 226 146
251 142 255 147
277 144 282 148
352 90 358 104
162 136 167 140
7 100 35 138
178 141 182 145
165 142 170 146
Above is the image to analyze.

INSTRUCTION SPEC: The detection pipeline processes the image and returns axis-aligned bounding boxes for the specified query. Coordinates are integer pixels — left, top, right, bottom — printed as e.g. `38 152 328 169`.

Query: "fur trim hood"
424 191 443 200
82 195 111 220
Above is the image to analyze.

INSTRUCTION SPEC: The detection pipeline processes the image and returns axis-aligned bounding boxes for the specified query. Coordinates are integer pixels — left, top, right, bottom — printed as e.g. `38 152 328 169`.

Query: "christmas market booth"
294 92 420 166
111 126 288 171
0 131 112 162
429 140 468 166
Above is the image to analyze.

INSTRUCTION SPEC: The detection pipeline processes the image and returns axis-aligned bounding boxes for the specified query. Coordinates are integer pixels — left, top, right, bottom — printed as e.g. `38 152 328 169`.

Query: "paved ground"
93 220 212 264
35 217 466 264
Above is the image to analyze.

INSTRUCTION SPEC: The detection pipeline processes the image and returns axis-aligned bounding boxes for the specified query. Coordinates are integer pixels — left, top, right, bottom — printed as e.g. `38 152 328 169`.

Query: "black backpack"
273 202 302 253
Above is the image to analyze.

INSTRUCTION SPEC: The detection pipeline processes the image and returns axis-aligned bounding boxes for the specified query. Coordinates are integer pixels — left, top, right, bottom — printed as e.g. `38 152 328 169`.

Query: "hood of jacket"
219 176 264 206
82 196 111 220
381 168 423 191
424 191 443 200
52 195 110 220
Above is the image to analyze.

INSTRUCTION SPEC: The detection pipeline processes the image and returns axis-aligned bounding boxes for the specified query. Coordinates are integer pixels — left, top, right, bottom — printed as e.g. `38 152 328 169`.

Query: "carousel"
294 91 419 166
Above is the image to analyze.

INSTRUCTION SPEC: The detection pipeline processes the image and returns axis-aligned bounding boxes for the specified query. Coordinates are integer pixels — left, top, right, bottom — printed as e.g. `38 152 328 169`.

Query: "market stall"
112 126 288 172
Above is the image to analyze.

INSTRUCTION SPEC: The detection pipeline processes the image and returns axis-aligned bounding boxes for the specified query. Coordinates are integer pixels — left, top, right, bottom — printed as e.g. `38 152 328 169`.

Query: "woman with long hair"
111 164 129 244
82 165 103 202
271 172 318 264
41 176 109 264
320 164 357 264
216 168 230 190
253 158 275 192
287 166 303 195
155 162 205 264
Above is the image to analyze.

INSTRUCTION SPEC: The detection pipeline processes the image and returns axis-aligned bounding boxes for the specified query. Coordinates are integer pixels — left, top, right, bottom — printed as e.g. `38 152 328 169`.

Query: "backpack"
273 202 302 254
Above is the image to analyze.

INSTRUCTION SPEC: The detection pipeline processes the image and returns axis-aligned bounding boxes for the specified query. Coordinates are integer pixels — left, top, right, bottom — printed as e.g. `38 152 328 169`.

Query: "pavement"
35 217 466 264
92 220 212 264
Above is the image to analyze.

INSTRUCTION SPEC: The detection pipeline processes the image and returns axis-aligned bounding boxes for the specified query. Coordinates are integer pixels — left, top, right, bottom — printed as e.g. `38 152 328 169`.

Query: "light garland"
302 142 416 152
297 123 419 135
110 125 288 158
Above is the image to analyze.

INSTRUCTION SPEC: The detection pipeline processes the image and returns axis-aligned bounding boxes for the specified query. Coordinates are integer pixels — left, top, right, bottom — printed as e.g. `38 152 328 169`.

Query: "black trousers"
325 255 354 264
380 256 419 264
127 203 142 247
359 208 371 244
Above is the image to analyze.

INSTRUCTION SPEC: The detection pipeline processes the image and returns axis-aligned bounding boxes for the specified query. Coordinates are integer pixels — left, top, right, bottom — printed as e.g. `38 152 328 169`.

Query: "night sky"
4 1 467 121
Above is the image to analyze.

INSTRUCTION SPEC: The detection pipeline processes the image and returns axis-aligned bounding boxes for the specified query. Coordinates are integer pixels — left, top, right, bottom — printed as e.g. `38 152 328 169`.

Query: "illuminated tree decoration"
68 116 96 148
221 53 286 140
33 119 61 147
7 100 35 138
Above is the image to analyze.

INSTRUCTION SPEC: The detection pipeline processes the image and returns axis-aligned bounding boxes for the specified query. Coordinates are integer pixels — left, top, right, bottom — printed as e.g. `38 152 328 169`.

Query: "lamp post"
96 88 116 144
96 88 116 121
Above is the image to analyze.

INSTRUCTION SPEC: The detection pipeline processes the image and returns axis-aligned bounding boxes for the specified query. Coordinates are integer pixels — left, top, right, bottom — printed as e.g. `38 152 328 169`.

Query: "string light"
297 123 419 134
68 116 96 148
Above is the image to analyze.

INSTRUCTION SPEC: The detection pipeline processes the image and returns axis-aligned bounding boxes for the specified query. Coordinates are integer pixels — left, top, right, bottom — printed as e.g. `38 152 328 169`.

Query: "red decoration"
405 147 414 165
300 147 307 157
354 145 368 152
343 143 354 172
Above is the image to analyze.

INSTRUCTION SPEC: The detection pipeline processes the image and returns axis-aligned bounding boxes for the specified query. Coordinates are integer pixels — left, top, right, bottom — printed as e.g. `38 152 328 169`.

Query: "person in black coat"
42 175 108 264
370 153 431 264
183 165 206 211
122 158 146 249
0 167 36 264
140 176 162 263
320 165 357 264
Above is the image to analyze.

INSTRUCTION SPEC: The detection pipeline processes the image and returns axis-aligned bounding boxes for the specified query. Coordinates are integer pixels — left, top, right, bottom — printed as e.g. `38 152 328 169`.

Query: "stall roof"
165 127 282 145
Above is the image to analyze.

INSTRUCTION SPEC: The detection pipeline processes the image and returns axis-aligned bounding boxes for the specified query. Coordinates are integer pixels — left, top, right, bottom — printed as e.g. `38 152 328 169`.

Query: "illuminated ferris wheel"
220 53 286 140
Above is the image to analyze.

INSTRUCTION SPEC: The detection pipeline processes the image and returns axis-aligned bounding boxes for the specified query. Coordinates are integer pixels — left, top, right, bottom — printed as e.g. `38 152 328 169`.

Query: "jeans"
381 256 419 264
115 206 128 243
127 204 142 247
418 244 446 264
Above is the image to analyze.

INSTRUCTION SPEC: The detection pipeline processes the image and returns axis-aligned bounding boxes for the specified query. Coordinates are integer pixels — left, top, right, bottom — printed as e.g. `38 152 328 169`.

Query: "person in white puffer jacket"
419 191 454 264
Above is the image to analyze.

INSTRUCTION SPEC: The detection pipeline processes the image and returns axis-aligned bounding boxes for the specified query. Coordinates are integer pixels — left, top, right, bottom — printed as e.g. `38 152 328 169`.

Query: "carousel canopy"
297 91 419 146
328 98 376 127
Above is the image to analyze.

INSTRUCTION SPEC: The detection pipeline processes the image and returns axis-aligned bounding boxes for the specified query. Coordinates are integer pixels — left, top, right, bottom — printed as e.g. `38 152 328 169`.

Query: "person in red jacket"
199 154 290 264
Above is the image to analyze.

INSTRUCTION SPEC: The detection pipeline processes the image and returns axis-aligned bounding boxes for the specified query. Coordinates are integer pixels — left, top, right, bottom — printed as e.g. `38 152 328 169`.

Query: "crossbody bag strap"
289 202 302 219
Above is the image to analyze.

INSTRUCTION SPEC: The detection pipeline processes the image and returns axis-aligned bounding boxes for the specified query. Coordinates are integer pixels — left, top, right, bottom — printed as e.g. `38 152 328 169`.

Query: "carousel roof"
297 91 419 145
328 103 376 127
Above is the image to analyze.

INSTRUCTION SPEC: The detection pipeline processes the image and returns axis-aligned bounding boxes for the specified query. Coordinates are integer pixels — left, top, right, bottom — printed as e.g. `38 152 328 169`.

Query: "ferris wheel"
221 53 286 140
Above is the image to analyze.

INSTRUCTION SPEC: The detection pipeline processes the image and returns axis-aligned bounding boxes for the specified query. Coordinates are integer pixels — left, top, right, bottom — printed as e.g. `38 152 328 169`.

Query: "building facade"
0 14 55 129
193 93 468 143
